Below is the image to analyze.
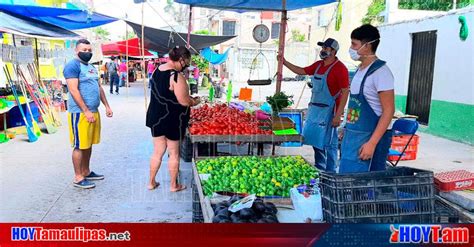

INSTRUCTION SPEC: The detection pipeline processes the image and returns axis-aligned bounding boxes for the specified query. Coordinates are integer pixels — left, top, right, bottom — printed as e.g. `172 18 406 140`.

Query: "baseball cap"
317 38 339 51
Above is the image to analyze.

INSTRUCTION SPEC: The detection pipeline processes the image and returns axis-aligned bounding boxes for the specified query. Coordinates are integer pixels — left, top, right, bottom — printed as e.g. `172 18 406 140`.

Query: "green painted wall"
395 95 407 113
395 95 473 145
426 100 474 145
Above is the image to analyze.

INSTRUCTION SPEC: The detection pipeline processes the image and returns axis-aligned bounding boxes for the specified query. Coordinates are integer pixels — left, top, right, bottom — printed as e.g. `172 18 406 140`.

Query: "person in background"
187 61 199 95
279 38 350 173
119 59 128 87
147 59 156 89
106 56 120 95
339 24 395 173
146 46 200 192
63 39 113 189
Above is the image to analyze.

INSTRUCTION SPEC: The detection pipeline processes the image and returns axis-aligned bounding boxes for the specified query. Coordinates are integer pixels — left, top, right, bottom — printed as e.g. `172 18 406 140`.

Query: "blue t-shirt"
63 59 100 113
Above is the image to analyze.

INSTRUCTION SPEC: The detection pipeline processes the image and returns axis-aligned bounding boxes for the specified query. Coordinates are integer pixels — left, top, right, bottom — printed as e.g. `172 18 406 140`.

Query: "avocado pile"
212 195 279 223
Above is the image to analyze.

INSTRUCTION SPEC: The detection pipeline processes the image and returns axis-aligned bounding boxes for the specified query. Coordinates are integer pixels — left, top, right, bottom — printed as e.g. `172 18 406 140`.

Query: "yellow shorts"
68 112 101 150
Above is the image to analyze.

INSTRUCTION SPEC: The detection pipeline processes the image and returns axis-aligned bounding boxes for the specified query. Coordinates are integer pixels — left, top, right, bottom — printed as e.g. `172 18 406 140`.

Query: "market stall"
171 0 472 224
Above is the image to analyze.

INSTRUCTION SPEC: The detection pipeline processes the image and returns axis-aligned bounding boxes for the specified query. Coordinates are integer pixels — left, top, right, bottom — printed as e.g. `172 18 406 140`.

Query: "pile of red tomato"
189 104 272 135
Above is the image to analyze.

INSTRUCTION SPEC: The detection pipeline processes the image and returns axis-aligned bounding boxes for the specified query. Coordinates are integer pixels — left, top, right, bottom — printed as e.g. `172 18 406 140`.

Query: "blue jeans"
119 72 127 87
109 73 119 93
313 145 337 172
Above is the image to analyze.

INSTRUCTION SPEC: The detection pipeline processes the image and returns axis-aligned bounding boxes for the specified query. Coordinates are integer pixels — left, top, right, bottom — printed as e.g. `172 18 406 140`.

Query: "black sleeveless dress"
146 69 190 140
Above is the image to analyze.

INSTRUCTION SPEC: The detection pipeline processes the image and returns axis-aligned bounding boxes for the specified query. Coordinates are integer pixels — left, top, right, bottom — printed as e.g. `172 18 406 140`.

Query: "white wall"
309 0 371 64
378 8 474 105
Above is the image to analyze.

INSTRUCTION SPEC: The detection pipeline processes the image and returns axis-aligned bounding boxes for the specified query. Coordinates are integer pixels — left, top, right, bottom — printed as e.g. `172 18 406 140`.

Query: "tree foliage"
92 27 110 40
399 0 472 11
291 30 306 42
192 55 209 71
194 29 217 36
362 0 385 25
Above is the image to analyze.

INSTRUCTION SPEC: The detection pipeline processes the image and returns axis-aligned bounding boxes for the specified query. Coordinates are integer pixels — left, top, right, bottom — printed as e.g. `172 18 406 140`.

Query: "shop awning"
0 3 117 30
174 0 336 12
101 38 154 57
0 10 78 38
126 21 236 54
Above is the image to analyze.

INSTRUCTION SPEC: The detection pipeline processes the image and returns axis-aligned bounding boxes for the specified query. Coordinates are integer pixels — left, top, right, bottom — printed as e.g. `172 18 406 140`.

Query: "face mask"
179 60 189 72
78 52 93 63
349 39 379 61
349 48 360 61
319 50 331 59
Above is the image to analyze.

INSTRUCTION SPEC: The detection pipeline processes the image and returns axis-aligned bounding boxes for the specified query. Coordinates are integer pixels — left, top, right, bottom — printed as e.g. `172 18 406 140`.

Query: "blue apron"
339 59 392 173
302 61 339 150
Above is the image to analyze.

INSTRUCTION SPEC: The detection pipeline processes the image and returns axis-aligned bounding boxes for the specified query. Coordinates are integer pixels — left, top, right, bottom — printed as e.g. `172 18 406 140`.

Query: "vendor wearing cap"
279 38 349 172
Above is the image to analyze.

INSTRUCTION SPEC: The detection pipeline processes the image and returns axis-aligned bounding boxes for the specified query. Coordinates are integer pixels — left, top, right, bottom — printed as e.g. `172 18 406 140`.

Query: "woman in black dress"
146 46 200 192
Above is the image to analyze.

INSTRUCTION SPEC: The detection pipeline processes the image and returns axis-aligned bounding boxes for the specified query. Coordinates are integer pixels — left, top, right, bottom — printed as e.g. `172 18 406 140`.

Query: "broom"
17 67 57 134
29 63 62 127
3 66 38 143
17 69 42 137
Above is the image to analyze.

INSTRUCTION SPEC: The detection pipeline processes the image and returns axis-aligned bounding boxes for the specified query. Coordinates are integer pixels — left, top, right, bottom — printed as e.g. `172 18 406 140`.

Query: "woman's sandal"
147 182 160 190
170 184 187 192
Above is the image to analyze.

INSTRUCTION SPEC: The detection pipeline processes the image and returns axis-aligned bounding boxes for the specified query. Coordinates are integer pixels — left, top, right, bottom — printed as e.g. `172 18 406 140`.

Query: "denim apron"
339 59 393 173
302 61 339 150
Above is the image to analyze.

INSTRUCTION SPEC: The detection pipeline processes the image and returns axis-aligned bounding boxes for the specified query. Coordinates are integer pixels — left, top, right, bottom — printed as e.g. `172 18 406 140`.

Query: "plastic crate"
192 180 204 223
278 112 303 147
391 134 419 146
320 167 435 223
435 197 460 223
388 151 417 161
390 144 418 153
434 170 474 192
179 135 193 162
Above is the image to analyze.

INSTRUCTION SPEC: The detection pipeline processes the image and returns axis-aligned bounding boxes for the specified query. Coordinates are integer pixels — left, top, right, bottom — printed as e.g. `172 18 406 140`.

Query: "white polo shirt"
350 63 394 116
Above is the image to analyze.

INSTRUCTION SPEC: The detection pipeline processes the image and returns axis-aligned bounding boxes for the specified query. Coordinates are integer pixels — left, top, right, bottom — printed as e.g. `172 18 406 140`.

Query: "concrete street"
0 81 472 222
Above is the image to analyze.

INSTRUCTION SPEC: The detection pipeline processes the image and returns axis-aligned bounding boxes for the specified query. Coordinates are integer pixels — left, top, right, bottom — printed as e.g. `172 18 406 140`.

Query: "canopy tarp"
126 21 236 54
0 3 117 30
174 0 336 12
200 47 230 65
0 10 78 38
101 38 154 57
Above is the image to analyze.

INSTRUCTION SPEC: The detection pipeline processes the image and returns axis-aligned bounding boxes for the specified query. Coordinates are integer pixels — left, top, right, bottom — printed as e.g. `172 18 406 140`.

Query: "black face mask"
78 52 93 63
180 60 189 72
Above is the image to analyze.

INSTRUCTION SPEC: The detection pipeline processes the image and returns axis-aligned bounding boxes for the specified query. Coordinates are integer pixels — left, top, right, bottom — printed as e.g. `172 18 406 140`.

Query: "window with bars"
271 22 280 39
222 20 236 36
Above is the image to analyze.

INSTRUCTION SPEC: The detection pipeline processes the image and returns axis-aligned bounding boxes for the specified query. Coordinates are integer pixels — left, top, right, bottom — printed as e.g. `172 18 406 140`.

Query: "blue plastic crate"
278 112 303 147
7 102 41 128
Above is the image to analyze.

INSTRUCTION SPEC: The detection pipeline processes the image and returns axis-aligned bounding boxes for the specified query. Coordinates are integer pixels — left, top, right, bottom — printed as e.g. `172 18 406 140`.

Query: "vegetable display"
189 104 272 135
212 196 279 223
197 156 318 197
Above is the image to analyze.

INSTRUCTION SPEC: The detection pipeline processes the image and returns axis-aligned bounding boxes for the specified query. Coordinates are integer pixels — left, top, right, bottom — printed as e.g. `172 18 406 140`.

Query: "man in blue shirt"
63 39 113 189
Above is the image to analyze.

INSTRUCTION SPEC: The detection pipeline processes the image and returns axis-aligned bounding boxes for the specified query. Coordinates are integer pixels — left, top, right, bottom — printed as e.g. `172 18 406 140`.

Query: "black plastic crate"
435 197 460 223
180 135 193 162
320 167 435 223
192 180 204 223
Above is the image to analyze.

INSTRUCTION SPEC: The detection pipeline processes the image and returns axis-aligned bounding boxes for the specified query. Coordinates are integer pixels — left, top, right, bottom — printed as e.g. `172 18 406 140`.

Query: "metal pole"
187 6 193 48
276 0 287 93
125 14 129 98
141 1 148 109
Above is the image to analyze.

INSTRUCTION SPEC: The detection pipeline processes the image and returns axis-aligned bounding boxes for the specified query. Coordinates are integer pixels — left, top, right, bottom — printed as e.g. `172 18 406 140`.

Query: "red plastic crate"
434 170 474 192
388 151 417 161
390 144 418 153
391 134 419 146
